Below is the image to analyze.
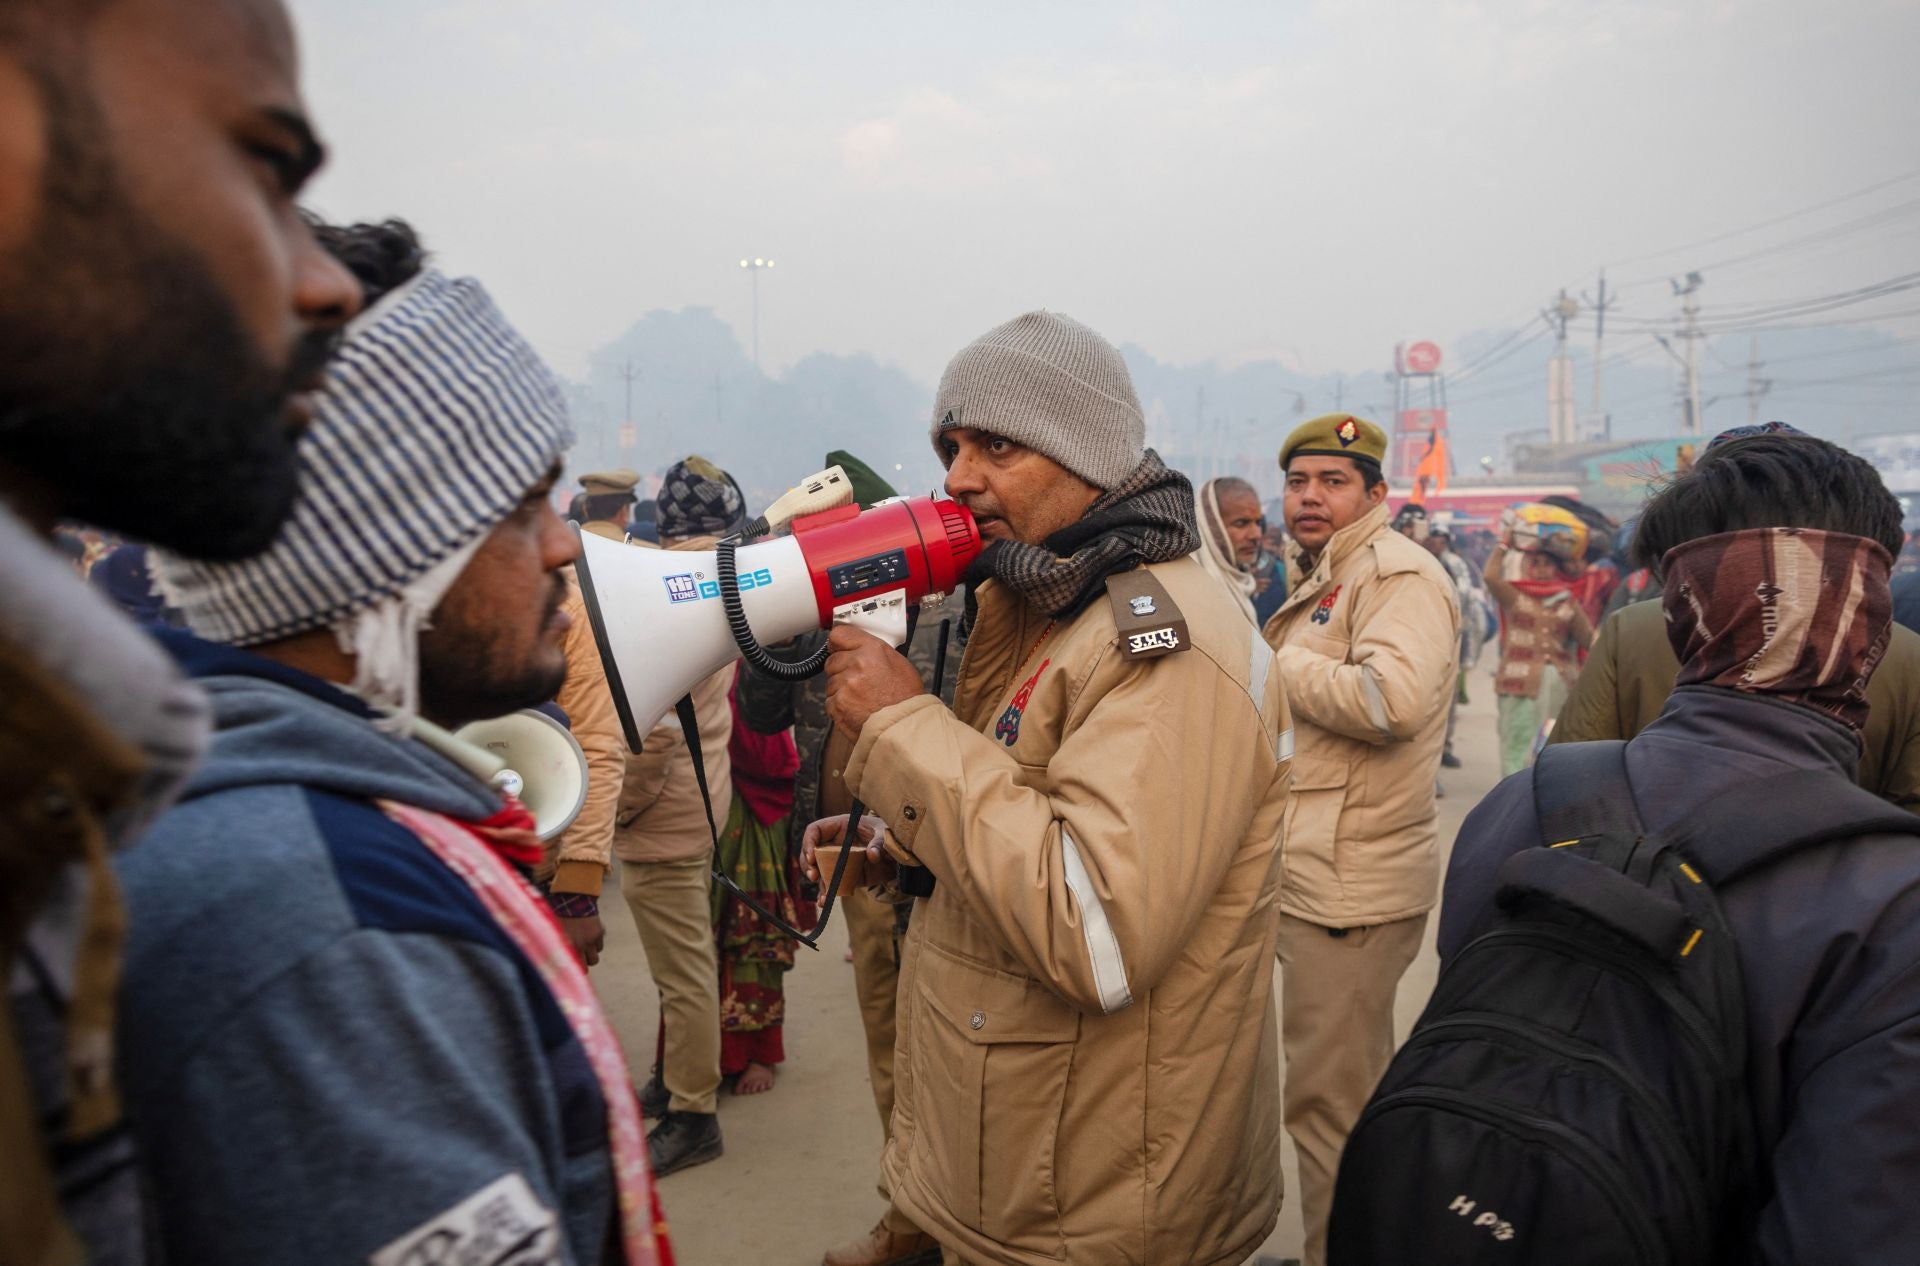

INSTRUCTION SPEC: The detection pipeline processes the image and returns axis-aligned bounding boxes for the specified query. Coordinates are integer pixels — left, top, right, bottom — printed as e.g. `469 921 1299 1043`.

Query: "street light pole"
738 256 775 370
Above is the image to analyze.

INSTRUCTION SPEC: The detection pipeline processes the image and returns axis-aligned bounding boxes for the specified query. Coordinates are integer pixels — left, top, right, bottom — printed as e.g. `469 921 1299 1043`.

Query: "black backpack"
1327 741 1920 1266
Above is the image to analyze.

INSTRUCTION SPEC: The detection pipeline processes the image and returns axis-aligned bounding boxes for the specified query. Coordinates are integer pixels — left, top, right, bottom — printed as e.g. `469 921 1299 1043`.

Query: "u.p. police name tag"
1107 570 1189 661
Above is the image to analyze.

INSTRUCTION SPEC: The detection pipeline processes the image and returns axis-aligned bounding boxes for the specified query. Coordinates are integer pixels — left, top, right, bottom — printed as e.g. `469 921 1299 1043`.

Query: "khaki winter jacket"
544 569 629 895
611 536 733 865
1262 501 1457 928
847 555 1291 1266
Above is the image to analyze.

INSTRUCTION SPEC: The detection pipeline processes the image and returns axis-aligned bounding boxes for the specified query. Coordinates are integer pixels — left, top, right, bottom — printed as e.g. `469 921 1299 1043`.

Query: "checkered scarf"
967 449 1198 619
1663 527 1893 734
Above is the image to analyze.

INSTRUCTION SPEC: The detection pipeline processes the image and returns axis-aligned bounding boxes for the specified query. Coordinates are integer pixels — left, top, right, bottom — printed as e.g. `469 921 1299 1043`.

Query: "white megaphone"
575 470 982 751
406 709 590 841
456 709 589 840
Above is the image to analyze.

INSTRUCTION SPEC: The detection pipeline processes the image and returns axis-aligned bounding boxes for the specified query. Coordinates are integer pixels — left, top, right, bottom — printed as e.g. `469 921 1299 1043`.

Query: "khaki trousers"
1277 910 1427 1266
847 890 930 1239
619 856 721 1115
846 889 903 1131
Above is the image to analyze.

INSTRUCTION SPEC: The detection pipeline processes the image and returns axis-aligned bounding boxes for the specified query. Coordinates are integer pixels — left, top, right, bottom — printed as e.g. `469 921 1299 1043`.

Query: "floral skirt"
710 794 808 1074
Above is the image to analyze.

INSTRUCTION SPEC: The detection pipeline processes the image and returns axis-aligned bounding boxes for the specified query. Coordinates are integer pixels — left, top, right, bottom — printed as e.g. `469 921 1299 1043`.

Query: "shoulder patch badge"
1107 568 1189 660
1310 584 1343 625
995 658 1050 746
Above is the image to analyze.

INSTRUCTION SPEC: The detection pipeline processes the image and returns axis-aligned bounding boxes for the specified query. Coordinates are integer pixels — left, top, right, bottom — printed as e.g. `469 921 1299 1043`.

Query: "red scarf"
457 795 547 870
726 678 799 827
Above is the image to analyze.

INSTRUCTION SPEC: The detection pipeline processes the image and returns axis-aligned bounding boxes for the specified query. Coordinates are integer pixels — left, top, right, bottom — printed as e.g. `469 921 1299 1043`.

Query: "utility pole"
617 358 641 422
1672 271 1705 435
1544 290 1579 445
1582 271 1614 439
1745 337 1772 426
738 257 774 370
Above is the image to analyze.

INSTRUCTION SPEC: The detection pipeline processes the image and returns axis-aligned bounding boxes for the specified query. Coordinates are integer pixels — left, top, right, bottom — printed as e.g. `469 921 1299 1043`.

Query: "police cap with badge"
1280 413 1389 473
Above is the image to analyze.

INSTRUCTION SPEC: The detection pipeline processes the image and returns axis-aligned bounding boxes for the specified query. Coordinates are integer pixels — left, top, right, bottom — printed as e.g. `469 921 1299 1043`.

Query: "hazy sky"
290 0 1920 388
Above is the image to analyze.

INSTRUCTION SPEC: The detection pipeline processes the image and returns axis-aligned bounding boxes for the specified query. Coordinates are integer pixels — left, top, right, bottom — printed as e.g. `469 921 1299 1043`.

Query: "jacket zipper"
1407 1012 1711 1255
1434 925 1724 1078
1356 1085 1664 1266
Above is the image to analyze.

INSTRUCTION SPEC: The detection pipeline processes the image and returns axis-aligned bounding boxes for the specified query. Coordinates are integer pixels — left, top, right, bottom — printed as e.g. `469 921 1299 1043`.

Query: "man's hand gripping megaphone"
615 464 980 947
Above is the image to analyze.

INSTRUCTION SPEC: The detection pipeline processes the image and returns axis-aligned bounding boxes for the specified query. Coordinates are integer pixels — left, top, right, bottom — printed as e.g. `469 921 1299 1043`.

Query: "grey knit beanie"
930 311 1145 489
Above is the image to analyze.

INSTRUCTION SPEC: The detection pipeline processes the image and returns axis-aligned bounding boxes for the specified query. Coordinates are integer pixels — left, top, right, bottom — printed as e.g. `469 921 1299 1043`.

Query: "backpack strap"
1531 741 1645 868
1665 767 1920 886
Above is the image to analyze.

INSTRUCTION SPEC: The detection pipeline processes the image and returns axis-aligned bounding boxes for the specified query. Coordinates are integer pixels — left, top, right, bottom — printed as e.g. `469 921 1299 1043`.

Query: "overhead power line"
1603 166 1920 271
1445 317 1549 382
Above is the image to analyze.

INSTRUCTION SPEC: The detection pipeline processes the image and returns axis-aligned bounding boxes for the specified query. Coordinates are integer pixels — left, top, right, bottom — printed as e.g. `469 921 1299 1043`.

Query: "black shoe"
647 1110 722 1176
1441 751 1463 769
636 1071 669 1118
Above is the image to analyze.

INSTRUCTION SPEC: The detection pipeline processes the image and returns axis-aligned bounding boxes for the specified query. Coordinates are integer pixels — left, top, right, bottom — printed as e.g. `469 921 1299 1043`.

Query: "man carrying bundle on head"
1484 503 1597 775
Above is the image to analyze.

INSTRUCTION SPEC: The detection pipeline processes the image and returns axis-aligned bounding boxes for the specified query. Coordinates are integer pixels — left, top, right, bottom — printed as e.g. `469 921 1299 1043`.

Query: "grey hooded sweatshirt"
115 631 616 1266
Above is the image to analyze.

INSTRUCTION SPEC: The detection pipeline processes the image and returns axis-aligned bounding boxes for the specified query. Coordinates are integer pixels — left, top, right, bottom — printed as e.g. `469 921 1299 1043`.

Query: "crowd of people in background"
11 6 1920 1266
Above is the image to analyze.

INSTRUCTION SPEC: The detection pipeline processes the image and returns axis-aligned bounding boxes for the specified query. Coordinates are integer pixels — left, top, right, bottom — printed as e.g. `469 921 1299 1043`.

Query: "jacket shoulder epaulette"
1106 569 1190 660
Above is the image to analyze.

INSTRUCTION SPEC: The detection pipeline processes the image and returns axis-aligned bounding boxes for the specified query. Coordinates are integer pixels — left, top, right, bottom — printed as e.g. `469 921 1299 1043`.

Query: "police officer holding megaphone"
803 312 1295 1266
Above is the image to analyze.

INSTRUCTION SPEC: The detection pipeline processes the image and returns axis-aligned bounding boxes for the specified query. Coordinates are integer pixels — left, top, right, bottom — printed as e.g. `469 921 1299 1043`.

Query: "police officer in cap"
577 469 639 541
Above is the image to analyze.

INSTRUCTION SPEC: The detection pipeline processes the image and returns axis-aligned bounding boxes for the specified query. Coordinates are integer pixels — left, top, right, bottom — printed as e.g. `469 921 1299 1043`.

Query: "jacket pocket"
911 944 1079 1258
1281 746 1353 907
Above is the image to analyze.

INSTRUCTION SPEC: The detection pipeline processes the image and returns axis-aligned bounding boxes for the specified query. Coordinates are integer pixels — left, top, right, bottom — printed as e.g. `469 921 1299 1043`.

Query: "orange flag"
1409 429 1448 506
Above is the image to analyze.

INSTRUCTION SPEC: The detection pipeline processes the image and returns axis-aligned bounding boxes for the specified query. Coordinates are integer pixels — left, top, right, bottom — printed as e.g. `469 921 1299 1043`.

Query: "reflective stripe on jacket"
848 555 1290 1266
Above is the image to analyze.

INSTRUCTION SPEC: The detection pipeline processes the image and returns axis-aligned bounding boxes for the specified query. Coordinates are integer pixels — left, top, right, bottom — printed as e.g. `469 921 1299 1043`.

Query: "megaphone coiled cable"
714 535 829 679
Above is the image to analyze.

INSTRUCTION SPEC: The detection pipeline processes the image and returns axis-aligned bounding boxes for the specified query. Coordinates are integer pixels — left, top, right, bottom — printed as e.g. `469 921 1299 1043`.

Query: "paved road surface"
593 663 1505 1265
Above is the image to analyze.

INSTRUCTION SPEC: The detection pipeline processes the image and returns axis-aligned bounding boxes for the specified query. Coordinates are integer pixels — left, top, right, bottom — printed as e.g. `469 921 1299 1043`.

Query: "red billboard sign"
1398 341 1443 375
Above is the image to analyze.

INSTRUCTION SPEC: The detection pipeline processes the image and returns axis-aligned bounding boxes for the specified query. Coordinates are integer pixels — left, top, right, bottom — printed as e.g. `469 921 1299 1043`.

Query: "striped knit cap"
154 270 573 711
931 311 1145 489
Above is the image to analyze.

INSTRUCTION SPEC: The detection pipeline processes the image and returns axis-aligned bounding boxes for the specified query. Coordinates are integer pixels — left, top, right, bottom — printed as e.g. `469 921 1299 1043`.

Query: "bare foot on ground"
734 1061 776 1095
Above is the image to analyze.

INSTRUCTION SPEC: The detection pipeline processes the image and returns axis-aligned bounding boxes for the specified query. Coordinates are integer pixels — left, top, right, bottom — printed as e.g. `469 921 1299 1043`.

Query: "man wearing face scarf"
1439 433 1920 1263
1551 424 1920 809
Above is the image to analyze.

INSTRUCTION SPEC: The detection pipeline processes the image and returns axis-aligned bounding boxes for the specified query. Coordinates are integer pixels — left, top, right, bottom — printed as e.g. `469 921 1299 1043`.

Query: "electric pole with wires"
1659 272 1706 434
1582 271 1615 440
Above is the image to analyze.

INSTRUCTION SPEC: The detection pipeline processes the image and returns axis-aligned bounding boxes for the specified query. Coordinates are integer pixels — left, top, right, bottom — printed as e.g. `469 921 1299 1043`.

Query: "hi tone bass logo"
1310 584 1343 625
663 568 773 604
995 658 1050 746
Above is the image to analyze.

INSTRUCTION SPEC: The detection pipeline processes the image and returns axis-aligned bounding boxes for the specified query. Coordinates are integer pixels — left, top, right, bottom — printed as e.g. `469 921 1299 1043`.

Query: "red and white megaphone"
574 468 981 751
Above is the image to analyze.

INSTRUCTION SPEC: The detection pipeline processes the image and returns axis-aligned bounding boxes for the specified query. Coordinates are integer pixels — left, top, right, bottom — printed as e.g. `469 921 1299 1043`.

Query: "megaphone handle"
673 691 850 949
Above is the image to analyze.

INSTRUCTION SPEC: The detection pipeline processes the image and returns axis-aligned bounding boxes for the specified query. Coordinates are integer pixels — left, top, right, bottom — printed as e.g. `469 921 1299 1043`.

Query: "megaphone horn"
575 492 981 751
452 709 589 842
